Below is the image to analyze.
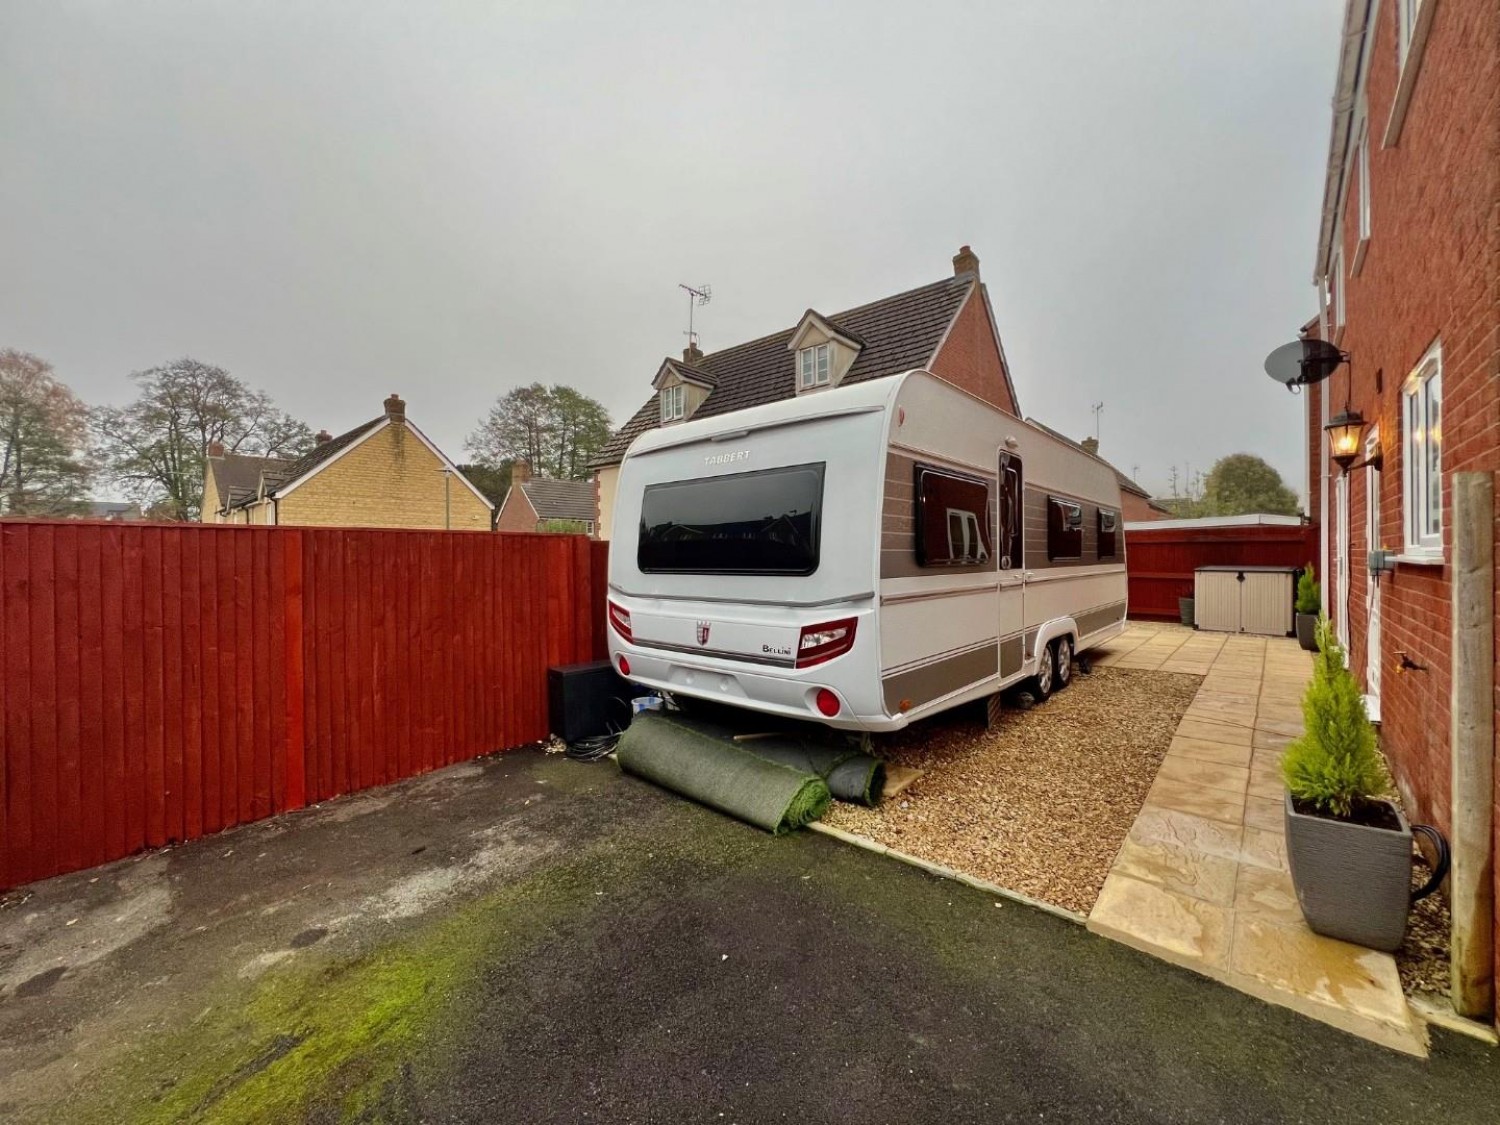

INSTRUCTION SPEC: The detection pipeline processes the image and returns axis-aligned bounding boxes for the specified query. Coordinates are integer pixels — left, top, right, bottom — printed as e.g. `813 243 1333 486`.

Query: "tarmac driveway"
0 748 1496 1124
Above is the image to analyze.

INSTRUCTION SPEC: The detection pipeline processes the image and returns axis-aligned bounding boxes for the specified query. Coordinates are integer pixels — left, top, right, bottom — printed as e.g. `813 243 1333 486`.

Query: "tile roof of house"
594 274 975 467
1024 417 1168 510
270 418 387 493
521 478 596 523
209 452 292 511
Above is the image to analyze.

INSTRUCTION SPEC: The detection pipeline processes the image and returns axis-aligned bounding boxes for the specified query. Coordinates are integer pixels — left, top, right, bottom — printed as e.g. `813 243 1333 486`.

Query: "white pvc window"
798 343 830 389
660 383 686 423
1397 0 1421 68
1402 342 1442 554
1357 127 1371 245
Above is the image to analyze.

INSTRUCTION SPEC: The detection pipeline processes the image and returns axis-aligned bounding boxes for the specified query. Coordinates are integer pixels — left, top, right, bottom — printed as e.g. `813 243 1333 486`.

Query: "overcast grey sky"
1 1 1341 502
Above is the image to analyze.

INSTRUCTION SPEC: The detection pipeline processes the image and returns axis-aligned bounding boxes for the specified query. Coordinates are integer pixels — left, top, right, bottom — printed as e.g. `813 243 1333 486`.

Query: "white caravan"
606 370 1127 732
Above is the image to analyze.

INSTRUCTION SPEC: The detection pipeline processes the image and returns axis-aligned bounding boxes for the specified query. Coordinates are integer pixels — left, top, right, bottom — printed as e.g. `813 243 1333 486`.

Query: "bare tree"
0 349 91 515
93 358 312 519
467 383 612 480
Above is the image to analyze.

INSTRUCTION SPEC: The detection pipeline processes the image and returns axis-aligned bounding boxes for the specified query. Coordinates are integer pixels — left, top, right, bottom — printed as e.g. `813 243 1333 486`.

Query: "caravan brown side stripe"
1076 600 1127 637
882 645 998 714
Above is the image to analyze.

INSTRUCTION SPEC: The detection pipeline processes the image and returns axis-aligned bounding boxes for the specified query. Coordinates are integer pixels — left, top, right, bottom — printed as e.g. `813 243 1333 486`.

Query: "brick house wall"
495 487 540 533
278 423 492 530
1121 491 1168 523
927 286 1019 417
1307 0 1499 1013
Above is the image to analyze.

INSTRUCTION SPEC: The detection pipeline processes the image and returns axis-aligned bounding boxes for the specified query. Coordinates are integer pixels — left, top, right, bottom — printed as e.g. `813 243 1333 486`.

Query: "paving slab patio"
1087 621 1427 1056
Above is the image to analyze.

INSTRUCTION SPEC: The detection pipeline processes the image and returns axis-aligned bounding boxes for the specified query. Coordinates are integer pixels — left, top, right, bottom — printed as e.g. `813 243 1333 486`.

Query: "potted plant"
1294 563 1320 650
1281 619 1411 950
1177 585 1195 628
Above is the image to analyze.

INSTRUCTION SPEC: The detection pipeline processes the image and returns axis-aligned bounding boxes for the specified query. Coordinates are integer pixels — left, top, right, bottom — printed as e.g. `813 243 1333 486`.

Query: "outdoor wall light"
1325 409 1366 472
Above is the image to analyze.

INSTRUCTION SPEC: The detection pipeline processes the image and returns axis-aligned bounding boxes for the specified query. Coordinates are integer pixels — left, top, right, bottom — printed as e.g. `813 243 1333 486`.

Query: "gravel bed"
825 666 1201 915
1396 857 1451 999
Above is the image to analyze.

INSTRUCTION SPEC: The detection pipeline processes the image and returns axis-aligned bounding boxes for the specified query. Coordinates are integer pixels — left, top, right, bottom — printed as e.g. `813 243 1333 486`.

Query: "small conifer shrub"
1281 617 1390 819
1295 563 1320 615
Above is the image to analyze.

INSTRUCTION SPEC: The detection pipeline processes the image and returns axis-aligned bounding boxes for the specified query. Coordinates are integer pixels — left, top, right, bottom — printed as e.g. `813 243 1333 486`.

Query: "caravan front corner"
605 370 1128 732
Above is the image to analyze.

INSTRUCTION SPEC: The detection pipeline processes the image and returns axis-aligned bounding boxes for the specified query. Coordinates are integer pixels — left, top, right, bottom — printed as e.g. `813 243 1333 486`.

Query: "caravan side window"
1047 496 1083 560
915 465 992 567
1097 508 1119 559
997 455 1023 569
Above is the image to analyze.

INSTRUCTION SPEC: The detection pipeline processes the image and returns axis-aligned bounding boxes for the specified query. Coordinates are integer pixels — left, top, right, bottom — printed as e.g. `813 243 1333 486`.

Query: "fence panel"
0 521 605 890
1125 521 1319 620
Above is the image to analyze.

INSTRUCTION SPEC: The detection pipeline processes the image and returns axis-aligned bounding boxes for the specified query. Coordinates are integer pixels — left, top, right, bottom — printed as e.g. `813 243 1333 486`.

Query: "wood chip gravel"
825 666 1201 915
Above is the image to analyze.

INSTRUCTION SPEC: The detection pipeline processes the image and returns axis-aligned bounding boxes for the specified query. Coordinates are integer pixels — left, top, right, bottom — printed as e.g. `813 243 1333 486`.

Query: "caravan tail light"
607 601 633 643
815 688 841 717
795 617 857 668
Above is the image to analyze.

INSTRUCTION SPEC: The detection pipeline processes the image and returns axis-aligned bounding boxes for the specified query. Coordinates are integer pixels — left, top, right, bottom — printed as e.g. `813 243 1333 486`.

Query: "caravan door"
997 451 1025 680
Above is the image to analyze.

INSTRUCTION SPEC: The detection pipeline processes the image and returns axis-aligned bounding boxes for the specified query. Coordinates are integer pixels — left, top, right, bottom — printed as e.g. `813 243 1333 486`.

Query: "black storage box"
547 660 634 743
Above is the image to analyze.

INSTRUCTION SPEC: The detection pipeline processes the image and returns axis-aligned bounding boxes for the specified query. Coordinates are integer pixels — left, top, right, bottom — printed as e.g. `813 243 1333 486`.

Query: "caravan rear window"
638 463 824 575
915 465 992 567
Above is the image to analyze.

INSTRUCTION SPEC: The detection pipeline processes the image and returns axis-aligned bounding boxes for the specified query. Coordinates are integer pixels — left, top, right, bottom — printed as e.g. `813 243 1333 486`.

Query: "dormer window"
798 344 831 390
660 383 686 423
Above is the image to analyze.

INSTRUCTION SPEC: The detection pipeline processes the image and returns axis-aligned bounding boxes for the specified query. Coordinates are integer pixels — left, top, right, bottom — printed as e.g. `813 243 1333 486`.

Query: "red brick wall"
1121 492 1168 523
1311 0 1499 981
929 286 1020 417
495 488 539 533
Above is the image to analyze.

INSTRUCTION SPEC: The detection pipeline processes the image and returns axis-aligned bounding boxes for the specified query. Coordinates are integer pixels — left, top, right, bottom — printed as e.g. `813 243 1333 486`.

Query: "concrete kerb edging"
807 821 1088 925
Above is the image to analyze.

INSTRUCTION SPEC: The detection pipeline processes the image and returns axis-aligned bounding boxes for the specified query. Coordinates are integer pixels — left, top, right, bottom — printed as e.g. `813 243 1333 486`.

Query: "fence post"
1449 471 1495 1020
283 530 307 811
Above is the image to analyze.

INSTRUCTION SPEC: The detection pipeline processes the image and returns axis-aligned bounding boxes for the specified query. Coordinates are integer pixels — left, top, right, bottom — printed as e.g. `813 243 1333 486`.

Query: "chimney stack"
683 342 704 366
207 441 225 458
952 244 980 279
384 393 406 421
512 460 532 485
315 429 333 445
1082 436 1100 457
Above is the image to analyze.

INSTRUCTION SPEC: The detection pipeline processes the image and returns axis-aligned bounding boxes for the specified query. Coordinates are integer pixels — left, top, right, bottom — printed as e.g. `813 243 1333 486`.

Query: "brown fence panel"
1125 521 1319 620
0 521 605 890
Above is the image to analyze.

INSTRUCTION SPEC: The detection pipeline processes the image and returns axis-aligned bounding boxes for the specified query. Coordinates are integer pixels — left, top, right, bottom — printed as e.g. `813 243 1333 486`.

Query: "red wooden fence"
1125 521 1319 620
0 521 609 891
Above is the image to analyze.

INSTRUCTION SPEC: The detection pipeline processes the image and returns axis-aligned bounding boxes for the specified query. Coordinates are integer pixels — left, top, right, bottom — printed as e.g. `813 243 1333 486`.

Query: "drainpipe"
1449 471 1495 1021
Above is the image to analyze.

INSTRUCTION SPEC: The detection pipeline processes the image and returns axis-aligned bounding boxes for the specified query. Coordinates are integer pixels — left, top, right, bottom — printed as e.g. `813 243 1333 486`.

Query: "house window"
798 343 831 390
915 465 991 567
660 383 686 423
1331 246 1345 334
1402 343 1442 554
1047 496 1083 561
1097 508 1119 559
1357 127 1371 246
1397 0 1421 68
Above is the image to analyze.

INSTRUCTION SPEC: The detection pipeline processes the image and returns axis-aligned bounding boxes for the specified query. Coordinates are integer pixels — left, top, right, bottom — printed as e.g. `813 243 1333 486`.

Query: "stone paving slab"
1089 622 1426 1056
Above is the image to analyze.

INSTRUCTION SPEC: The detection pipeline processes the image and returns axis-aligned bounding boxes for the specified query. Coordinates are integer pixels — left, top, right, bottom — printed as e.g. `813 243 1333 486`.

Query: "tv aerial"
679 283 712 350
1263 337 1347 393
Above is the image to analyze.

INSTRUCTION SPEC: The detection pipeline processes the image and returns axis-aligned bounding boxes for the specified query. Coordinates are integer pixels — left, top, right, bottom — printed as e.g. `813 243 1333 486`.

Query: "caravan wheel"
1054 638 1073 688
1029 646 1055 701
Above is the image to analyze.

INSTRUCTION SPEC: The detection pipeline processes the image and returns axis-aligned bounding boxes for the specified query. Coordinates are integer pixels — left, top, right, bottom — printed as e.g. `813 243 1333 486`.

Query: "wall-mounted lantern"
1325 409 1366 472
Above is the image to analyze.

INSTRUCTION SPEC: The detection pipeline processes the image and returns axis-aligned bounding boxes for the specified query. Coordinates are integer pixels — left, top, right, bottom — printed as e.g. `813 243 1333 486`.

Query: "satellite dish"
1264 338 1345 390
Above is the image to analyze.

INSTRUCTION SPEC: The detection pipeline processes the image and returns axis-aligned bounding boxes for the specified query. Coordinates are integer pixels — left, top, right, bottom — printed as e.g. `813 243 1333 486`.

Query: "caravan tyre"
1054 638 1073 688
1028 646 1055 701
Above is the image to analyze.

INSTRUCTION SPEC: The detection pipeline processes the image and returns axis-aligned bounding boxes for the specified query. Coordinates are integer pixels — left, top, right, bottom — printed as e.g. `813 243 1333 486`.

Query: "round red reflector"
618 656 631 677
815 688 840 717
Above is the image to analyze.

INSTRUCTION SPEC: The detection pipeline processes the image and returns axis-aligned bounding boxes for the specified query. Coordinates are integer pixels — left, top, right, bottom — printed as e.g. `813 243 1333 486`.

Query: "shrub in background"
1295 563 1320 615
1281 617 1390 818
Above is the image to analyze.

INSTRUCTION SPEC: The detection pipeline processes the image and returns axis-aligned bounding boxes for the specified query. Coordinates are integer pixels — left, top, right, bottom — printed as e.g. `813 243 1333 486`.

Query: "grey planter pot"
1178 597 1195 628
1283 792 1412 952
1295 613 1318 651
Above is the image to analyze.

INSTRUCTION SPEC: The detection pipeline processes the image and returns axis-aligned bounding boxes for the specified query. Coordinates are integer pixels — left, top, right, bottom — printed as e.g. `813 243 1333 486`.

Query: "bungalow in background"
202 393 493 530
495 461 597 536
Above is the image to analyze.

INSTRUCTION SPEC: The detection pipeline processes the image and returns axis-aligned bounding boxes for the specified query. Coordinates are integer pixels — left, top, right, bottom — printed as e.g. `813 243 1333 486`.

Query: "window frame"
1097 507 1119 560
1401 341 1442 556
1047 495 1084 561
914 463 992 569
798 343 831 390
660 382 686 423
1396 0 1420 69
1354 120 1371 271
1330 245 1346 338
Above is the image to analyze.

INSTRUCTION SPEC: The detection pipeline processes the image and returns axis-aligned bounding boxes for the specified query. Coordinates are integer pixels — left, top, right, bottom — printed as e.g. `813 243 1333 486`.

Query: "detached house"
592 246 1021 538
202 393 494 530
1301 0 1498 1021
495 461 598 535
